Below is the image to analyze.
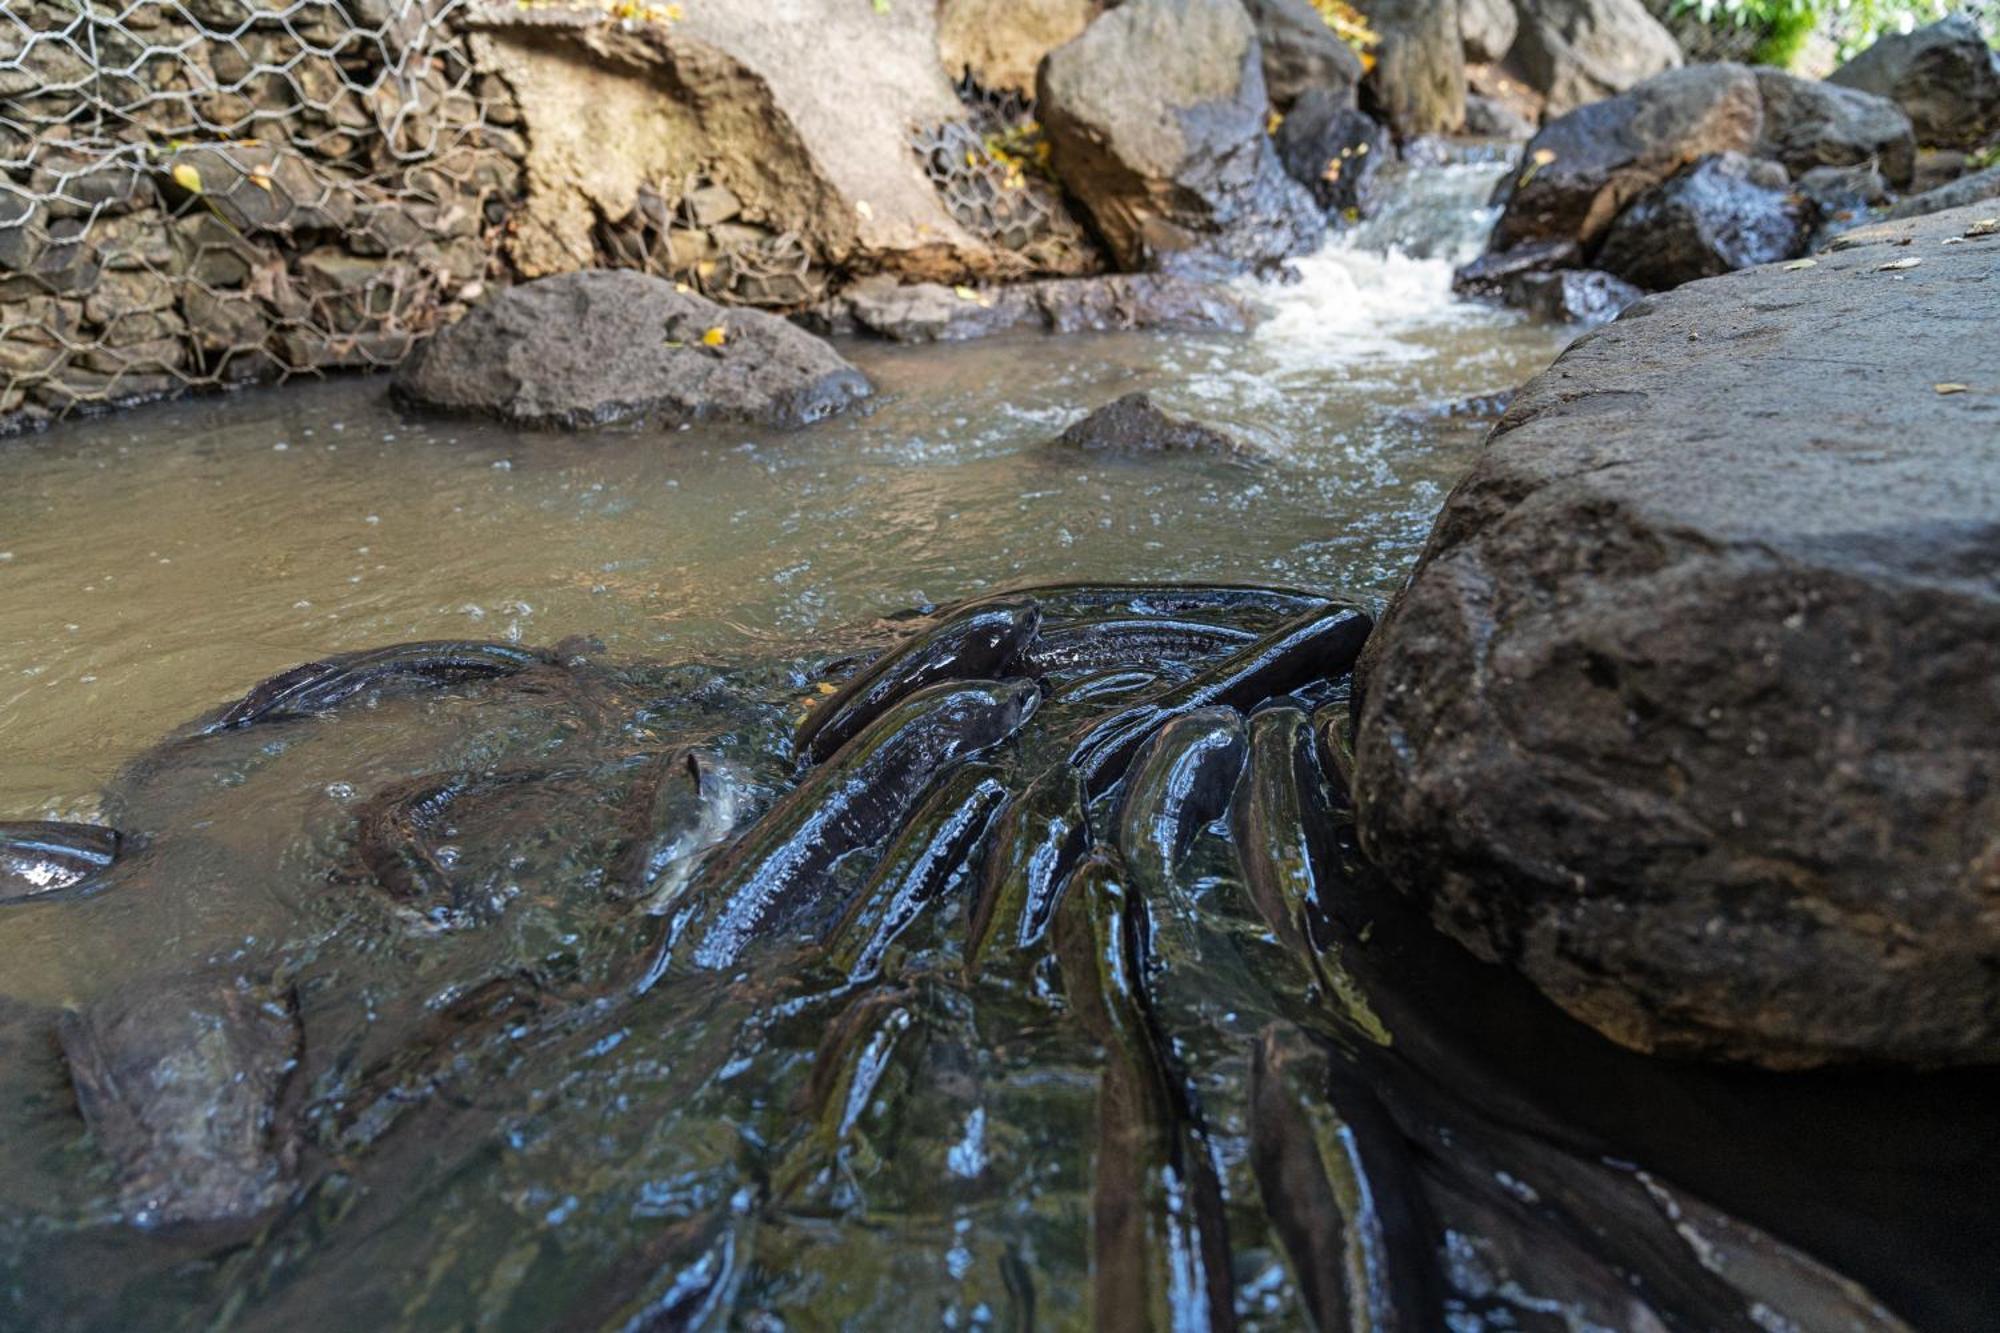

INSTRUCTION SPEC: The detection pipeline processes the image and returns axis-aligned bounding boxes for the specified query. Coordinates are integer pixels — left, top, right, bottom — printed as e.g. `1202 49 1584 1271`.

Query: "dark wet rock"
1489 63 1763 253
1354 202 2000 1069
1510 0 1684 119
1053 391 1262 462
1463 92 1538 142
1242 0 1364 110
1503 267 1643 325
1796 163 1891 217
1038 0 1322 276
1597 152 1813 292
822 272 1256 343
0 822 120 902
392 271 871 430
1363 0 1468 139
1452 237 1582 300
59 978 301 1227
1829 14 2000 151
1274 91 1395 217
1754 69 1916 190
207 641 550 731
1883 164 2000 222
1459 0 1518 66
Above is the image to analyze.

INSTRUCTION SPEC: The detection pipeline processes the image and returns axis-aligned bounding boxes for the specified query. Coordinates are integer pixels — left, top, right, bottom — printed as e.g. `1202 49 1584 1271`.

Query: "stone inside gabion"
594 176 828 311
1 0 519 433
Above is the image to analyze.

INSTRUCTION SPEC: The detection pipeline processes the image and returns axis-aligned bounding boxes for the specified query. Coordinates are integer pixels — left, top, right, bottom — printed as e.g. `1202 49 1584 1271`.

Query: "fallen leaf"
1967 218 1999 238
816 682 838 695
701 326 726 347
1878 257 1922 271
854 199 874 220
1782 258 1816 271
952 284 980 301
1935 383 1970 395
169 162 203 195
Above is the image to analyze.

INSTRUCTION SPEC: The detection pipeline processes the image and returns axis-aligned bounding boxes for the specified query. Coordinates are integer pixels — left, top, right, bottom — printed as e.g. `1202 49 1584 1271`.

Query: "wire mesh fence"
1 0 518 432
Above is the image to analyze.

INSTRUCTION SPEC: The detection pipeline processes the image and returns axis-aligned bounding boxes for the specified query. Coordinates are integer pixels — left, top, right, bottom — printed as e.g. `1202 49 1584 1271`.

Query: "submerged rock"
1354 202 2000 1069
1242 0 1364 111
1452 237 1582 299
1275 91 1394 217
1596 152 1812 291
1754 69 1916 189
393 271 870 430
1828 14 2000 151
1053 392 1262 461
60 978 301 1227
1503 267 1642 325
824 272 1255 343
1038 0 1322 276
1510 0 1684 119
1489 63 1763 253
0 823 119 902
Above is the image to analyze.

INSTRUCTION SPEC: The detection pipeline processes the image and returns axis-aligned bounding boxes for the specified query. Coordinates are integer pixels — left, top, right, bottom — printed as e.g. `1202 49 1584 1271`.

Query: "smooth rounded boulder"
1038 0 1321 276
1754 69 1916 189
1510 0 1684 119
1595 152 1812 291
1488 63 1763 253
393 271 871 430
1354 202 2000 1070
1828 14 2000 151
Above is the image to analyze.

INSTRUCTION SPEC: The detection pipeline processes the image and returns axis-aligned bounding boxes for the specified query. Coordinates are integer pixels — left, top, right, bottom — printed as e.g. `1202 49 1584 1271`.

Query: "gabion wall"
1 0 523 432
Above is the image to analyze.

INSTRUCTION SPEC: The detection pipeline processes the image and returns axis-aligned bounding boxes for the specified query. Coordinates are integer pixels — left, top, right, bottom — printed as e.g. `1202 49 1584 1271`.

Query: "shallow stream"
2 163 1994 1332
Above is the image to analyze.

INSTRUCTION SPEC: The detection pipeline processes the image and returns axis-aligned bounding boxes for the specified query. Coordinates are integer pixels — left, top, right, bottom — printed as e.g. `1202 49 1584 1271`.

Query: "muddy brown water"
1 164 1995 1331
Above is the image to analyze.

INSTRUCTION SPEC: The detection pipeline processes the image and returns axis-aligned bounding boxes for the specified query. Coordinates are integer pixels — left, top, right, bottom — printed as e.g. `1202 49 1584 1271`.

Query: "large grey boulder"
936 0 1100 96
1363 0 1469 139
1512 0 1684 119
1354 202 2000 1070
1460 0 1519 66
1829 15 2000 151
1240 0 1364 110
1038 0 1322 275
1596 152 1812 291
1489 63 1764 252
394 271 871 430
1755 70 1916 189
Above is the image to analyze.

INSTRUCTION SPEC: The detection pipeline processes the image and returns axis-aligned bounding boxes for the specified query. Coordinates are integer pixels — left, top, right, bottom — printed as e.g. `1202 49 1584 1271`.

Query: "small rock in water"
59 978 301 1227
392 270 871 431
1053 393 1265 462
1597 152 1814 292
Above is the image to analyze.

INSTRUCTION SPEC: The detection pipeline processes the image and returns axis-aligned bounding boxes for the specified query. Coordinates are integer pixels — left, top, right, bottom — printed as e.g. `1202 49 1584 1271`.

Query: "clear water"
0 162 1558 817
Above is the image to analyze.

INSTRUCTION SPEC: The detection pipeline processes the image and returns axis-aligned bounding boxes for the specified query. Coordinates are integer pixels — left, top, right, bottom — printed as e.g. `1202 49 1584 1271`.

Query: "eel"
825 763 1013 983
0 822 120 902
206 640 550 731
651 677 1040 981
795 602 1040 765
1068 605 1373 795
1020 617 1257 681
1054 850 1238 1332
614 749 745 915
1114 707 1247 899
964 762 1091 978
1247 1024 1439 1332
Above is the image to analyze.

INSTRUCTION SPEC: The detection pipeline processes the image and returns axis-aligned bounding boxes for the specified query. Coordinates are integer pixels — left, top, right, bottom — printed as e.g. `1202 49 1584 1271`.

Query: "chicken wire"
1 0 520 431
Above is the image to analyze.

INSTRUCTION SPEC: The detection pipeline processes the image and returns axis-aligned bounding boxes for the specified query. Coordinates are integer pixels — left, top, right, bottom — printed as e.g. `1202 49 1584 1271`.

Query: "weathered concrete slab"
1354 202 2000 1069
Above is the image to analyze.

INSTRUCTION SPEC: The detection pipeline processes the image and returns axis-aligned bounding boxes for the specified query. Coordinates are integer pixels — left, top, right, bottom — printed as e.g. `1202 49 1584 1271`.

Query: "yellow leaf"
1266 110 1283 135
1934 383 1970 395
816 682 838 695
952 284 979 301
170 162 204 195
701 325 727 347
855 199 874 220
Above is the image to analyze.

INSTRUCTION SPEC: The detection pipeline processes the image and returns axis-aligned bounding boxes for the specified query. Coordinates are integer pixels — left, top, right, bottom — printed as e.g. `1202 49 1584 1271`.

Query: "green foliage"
1671 0 1973 63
